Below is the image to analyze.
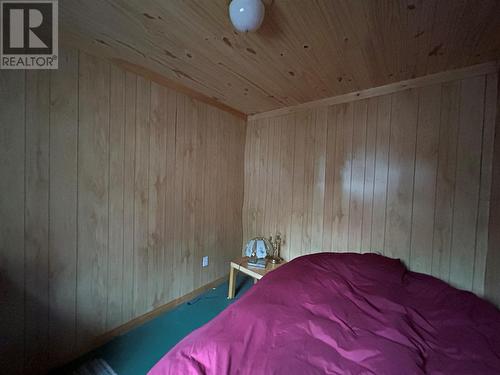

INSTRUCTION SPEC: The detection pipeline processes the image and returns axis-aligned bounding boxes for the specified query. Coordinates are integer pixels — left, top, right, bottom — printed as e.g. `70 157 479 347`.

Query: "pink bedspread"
148 253 500 374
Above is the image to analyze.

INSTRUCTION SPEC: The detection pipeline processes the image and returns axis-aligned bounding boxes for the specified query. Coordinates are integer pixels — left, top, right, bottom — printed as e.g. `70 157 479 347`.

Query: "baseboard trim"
101 275 228 344
54 275 228 371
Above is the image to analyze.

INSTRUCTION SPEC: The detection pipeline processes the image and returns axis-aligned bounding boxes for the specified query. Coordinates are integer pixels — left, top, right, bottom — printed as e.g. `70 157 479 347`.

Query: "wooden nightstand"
227 257 286 299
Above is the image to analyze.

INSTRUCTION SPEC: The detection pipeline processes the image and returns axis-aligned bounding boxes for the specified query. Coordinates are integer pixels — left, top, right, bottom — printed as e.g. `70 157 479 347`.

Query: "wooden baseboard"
54 275 228 371
100 275 228 343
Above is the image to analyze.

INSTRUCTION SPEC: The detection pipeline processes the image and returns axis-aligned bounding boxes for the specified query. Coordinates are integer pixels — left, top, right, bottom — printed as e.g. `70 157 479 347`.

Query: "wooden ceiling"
60 0 500 115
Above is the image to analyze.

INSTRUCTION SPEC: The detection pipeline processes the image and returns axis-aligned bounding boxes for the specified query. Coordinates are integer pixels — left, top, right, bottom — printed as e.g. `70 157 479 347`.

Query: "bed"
148 252 500 374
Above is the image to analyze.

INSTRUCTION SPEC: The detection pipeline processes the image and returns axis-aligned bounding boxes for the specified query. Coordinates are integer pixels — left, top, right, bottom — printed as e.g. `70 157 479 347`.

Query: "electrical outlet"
202 256 209 267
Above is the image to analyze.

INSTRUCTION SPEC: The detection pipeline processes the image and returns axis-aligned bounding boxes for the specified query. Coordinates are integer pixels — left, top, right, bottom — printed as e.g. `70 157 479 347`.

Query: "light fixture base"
229 0 265 33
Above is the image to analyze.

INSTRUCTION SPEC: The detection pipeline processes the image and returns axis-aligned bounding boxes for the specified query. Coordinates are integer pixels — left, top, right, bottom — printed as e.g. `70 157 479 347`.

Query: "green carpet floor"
60 275 253 375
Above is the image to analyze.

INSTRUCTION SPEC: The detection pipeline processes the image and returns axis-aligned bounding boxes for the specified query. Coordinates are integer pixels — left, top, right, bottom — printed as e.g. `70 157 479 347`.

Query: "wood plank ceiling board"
60 0 500 115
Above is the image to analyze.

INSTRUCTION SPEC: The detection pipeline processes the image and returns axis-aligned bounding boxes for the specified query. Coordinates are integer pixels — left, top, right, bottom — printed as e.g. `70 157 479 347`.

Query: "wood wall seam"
485 73 500 305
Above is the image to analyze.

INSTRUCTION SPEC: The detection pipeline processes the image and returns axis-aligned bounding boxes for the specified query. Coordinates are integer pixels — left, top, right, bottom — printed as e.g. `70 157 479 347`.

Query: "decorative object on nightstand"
244 237 272 269
267 232 283 264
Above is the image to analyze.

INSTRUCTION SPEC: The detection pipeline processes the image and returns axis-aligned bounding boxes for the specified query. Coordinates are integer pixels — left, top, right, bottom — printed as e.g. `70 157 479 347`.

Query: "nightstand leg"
228 265 237 299
253 278 258 284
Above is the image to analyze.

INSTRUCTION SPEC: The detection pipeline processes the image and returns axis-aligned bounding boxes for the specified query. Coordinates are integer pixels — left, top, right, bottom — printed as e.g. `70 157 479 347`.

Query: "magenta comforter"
149 253 500 374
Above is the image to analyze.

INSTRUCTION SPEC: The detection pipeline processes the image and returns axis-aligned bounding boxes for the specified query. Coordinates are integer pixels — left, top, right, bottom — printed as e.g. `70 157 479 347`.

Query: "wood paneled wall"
485 78 500 306
0 48 245 374
243 72 498 297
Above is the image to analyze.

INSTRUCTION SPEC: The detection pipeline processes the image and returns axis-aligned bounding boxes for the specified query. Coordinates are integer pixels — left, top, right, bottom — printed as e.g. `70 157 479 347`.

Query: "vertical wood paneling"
219 110 230 277
133 76 151 316
172 94 185 298
149 83 167 309
224 112 235 274
449 76 485 290
310 109 328 253
485 73 500 306
233 113 246 256
277 115 295 260
122 72 137 322
243 72 496 296
256 119 269 238
265 118 281 236
192 101 206 291
48 48 78 364
190 101 200 289
301 110 315 256
247 120 259 240
409 84 441 274
348 100 368 252
2 47 246 373
213 109 224 278
384 89 418 264
333 103 353 252
0 70 25 375
203 106 218 284
263 117 276 237
321 107 337 252
431 81 460 280
177 94 194 297
24 70 50 373
242 122 252 249
252 121 260 241
245 121 258 241
474 73 498 295
163 88 177 301
290 112 307 256
181 95 195 296
77 53 110 348
360 97 378 252
370 95 392 252
241 122 251 246
107 66 126 330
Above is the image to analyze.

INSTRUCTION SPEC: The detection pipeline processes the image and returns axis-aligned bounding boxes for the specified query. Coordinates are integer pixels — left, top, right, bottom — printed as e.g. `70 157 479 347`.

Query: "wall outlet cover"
202 256 209 267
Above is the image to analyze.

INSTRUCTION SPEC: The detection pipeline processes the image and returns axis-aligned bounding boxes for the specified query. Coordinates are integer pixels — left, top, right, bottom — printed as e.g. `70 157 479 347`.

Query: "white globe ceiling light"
229 0 265 32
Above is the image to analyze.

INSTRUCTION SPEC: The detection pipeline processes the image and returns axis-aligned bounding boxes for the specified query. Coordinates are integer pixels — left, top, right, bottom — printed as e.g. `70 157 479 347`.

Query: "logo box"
1 0 58 69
